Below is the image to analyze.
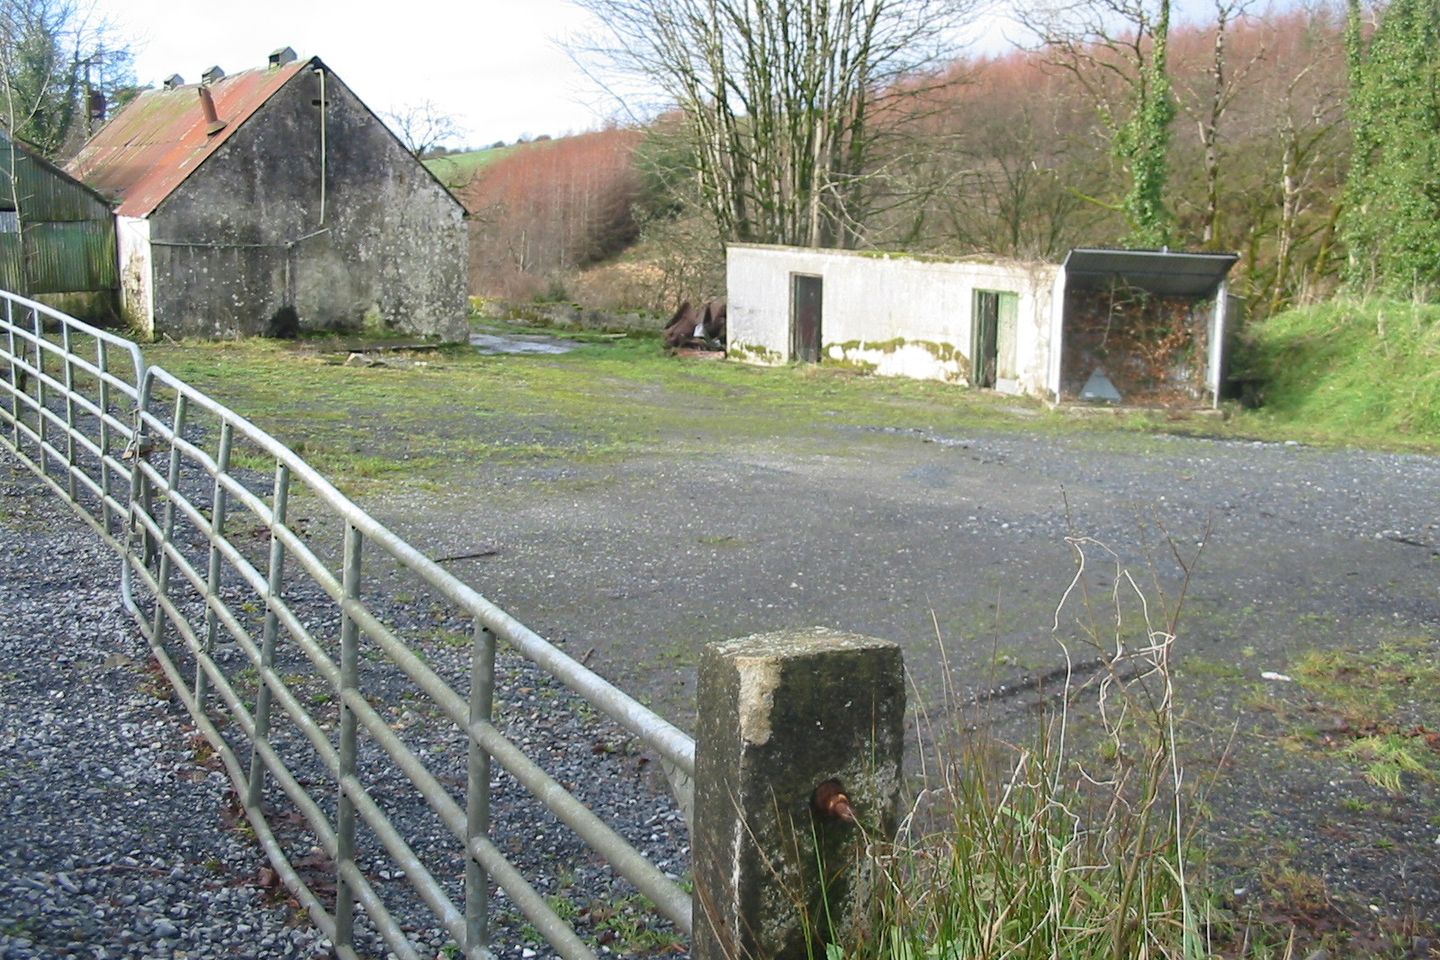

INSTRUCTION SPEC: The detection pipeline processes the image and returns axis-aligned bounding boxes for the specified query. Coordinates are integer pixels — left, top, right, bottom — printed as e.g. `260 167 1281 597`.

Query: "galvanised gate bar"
0 289 694 959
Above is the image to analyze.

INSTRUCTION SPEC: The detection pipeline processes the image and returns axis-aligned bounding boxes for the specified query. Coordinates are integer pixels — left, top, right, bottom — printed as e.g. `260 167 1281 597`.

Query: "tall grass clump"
1240 298 1440 444
825 537 1207 960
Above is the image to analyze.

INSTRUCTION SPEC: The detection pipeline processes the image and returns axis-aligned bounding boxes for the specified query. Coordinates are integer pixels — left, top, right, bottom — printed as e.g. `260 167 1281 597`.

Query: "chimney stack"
197 87 227 136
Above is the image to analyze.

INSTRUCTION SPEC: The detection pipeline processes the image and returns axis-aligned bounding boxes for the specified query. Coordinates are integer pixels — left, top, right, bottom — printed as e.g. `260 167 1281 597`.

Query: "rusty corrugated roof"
66 57 315 218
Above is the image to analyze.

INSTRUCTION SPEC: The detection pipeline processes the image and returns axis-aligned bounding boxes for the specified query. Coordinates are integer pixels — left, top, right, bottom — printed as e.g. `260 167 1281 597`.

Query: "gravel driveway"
368 418 1440 937
0 464 686 960
4 359 1439 954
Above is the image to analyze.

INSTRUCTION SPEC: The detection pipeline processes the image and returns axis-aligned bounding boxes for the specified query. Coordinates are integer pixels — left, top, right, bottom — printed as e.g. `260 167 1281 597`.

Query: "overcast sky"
91 0 617 149
89 1 1084 151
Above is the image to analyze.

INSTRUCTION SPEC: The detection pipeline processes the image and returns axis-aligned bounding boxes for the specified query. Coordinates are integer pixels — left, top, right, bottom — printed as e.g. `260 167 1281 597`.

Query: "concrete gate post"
692 628 906 960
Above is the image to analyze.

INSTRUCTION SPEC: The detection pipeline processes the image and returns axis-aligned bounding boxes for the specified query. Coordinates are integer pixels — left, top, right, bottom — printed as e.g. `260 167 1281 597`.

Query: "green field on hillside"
424 145 525 190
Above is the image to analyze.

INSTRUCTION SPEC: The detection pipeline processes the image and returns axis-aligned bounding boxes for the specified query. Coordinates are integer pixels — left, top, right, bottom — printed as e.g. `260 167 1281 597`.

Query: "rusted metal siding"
5 155 112 222
0 224 119 295
0 132 119 296
19 222 118 290
0 237 20 290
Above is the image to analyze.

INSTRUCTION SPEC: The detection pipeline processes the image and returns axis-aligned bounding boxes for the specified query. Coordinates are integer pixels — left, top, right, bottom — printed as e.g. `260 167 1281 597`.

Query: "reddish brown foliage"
872 7 1349 310
463 9 1351 314
461 128 645 298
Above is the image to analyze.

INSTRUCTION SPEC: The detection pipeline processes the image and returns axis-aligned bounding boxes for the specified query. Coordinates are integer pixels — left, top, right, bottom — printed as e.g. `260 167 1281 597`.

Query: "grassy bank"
1238 299 1440 448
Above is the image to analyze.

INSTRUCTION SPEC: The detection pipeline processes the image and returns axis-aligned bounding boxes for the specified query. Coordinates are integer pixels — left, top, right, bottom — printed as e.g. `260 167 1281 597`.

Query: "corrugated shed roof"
0 126 116 216
66 58 315 217
1063 247 1239 298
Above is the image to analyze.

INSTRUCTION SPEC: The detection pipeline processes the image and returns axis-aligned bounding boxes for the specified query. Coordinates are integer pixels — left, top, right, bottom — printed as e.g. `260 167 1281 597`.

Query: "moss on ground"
139 311 1440 499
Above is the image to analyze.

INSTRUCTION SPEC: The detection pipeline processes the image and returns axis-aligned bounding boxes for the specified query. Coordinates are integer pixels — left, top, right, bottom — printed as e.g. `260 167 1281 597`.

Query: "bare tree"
1261 6 1347 309
570 0 979 250
0 0 130 158
1171 0 1263 246
383 99 465 158
901 54 1112 259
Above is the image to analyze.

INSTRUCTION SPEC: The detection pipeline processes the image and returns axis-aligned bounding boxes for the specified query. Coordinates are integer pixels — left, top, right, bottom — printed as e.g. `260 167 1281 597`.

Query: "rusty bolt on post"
811 779 857 825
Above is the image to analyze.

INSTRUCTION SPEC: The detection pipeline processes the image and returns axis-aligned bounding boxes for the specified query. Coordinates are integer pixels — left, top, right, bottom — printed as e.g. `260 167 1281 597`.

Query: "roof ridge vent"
269 46 297 68
201 65 225 85
163 74 184 90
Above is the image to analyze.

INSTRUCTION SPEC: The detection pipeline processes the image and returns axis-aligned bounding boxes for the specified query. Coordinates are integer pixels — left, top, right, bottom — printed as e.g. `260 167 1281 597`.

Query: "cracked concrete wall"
146 66 467 340
726 243 1058 397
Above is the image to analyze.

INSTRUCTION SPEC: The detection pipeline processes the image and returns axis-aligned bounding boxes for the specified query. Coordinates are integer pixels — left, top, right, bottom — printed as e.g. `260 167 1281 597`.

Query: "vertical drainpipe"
1049 266 1067 402
316 67 327 226
291 65 328 326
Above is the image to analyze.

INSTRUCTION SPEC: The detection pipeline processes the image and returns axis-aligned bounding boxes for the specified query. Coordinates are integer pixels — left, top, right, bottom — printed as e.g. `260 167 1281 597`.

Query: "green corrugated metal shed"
0 128 117 296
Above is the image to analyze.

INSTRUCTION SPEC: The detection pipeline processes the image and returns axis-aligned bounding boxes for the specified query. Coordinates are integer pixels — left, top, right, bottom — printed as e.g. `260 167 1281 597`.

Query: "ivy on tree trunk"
1342 0 1440 297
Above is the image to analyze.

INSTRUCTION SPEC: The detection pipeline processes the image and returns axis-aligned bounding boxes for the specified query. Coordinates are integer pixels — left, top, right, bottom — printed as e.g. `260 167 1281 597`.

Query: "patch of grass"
422 144 526 190
1343 734 1438 794
1291 638 1440 730
135 311 1440 506
589 893 685 954
1259 863 1333 920
1282 637 1440 795
545 894 580 922
425 628 471 650
798 539 1214 960
140 334 1061 496
1237 298 1440 449
696 534 747 548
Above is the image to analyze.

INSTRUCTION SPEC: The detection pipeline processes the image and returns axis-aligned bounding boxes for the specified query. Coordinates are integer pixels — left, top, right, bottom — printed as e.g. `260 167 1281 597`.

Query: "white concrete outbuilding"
726 244 1241 408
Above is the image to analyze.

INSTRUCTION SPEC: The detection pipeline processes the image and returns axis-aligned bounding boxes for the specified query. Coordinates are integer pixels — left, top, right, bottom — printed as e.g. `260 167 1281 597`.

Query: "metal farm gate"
0 290 694 959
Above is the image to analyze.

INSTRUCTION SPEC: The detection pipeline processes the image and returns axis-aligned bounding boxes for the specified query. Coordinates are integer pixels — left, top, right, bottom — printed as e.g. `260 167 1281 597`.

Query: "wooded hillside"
456 4 1364 317
459 129 644 301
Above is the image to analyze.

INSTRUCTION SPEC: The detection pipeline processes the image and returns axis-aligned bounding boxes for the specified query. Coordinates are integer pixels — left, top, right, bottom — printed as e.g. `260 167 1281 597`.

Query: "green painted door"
996 291 1019 381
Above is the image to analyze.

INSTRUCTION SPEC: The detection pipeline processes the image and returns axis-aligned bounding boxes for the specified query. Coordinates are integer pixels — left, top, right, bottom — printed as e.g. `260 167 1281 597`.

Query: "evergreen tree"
0 0 132 159
1342 0 1440 295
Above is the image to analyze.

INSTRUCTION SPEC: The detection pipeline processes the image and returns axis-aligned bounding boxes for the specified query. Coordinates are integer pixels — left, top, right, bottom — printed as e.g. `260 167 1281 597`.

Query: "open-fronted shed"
726 243 1241 408
1059 248 1240 406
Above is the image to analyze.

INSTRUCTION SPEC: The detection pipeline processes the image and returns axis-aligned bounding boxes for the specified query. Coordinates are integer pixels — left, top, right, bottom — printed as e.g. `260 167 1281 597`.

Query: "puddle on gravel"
470 332 582 355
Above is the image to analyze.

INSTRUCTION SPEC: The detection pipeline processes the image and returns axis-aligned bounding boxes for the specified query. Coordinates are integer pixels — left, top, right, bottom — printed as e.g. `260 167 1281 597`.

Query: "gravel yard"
0 464 687 960
0 470 332 959
362 411 1440 943
4 333 1440 956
